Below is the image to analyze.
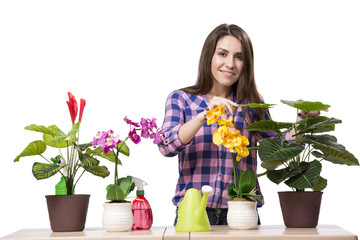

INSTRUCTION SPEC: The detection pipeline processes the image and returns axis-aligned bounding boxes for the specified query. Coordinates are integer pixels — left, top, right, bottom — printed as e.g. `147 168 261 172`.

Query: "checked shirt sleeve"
158 91 190 157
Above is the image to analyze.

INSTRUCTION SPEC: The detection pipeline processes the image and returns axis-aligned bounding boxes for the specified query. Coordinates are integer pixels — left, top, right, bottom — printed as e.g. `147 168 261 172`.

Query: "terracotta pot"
278 191 323 228
45 194 90 232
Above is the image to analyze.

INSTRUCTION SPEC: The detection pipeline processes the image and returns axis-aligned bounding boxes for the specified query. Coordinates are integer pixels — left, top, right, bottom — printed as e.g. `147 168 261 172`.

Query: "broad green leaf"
239 169 257 194
246 120 281 136
73 142 92 161
303 135 345 152
312 176 328 191
258 137 304 161
32 162 65 180
81 154 100 167
281 100 330 111
312 145 359 166
87 148 122 164
295 117 341 135
84 165 110 178
267 163 307 184
227 184 238 199
117 176 135 196
237 103 276 109
106 184 126 201
73 142 84 159
80 154 110 177
77 142 92 151
261 159 285 170
42 125 71 148
117 141 130 156
43 133 72 148
14 140 47 162
25 124 61 136
285 160 322 189
66 123 80 141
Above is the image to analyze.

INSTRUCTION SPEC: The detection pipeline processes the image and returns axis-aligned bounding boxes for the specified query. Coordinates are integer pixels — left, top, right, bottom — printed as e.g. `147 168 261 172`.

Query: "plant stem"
73 169 85 190
256 171 267 178
40 154 52 164
231 153 237 191
114 149 119 184
113 136 130 184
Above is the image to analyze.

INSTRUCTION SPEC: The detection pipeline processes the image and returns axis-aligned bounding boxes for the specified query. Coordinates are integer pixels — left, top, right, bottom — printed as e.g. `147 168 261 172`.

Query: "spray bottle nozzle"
131 176 147 195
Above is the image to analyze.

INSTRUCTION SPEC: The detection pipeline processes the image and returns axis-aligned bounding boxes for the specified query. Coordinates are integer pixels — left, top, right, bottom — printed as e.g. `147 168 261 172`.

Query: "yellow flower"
209 105 250 160
223 130 242 148
217 117 235 127
213 125 230 146
232 145 250 160
207 105 225 125
222 131 250 160
240 135 249 147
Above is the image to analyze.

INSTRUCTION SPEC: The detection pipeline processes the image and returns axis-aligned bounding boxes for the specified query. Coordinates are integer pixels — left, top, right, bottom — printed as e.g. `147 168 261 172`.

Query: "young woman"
157 24 276 225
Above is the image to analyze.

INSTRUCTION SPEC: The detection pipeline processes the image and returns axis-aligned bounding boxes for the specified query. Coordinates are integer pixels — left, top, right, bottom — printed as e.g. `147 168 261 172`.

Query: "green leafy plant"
14 92 110 195
244 100 359 192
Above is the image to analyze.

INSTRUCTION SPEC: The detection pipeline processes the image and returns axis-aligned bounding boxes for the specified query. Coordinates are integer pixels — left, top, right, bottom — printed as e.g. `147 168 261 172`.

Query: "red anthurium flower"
79 98 86 124
67 92 78 125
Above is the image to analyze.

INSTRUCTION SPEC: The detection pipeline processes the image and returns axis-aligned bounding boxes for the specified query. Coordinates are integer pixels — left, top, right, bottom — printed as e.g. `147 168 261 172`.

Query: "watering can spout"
195 185 212 222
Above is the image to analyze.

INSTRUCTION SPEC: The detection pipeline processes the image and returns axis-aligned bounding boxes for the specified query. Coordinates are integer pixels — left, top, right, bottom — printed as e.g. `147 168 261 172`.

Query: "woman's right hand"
208 96 238 116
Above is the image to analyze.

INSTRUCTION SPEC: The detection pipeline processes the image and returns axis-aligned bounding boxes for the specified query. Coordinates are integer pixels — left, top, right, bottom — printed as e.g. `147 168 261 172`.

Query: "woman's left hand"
297 110 321 120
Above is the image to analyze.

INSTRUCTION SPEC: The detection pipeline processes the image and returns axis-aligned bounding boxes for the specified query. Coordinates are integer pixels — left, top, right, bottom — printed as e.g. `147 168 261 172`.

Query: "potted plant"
91 117 164 231
14 92 111 232
243 100 359 227
206 106 262 230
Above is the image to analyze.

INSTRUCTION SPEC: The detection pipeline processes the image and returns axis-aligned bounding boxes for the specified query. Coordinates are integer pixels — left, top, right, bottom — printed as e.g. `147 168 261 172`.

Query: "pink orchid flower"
124 116 140 127
140 118 150 138
129 128 141 144
150 128 165 144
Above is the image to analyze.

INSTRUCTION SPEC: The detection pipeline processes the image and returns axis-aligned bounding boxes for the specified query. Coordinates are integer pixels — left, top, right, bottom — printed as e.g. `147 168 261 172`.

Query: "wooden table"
1 225 357 240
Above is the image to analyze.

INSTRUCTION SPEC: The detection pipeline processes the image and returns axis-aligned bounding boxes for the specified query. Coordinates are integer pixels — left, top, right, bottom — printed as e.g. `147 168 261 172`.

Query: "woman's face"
211 35 243 89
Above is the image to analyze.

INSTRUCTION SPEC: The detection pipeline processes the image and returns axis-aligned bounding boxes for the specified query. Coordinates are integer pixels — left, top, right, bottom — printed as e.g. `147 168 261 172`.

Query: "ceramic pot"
102 202 133 231
227 200 258 230
278 191 323 228
45 194 90 232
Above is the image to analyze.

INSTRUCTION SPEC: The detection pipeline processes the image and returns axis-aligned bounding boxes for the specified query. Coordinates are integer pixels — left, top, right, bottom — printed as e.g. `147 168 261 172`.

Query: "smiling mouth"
220 70 235 77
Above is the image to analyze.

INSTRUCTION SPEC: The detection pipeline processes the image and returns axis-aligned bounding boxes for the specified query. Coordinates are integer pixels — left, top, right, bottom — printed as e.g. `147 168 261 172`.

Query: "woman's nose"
225 56 235 69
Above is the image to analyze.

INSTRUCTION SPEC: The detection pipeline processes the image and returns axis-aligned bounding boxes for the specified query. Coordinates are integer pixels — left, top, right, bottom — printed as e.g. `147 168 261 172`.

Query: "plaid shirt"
158 90 276 209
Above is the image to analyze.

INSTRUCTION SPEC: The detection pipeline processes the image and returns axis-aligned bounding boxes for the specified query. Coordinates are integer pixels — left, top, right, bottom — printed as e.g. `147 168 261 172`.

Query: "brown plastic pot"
278 191 323 228
45 194 90 232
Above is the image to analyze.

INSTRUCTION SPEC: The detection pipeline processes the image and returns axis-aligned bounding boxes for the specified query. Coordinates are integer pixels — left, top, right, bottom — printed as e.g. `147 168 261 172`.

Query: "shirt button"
217 192 220 196
218 174 222 177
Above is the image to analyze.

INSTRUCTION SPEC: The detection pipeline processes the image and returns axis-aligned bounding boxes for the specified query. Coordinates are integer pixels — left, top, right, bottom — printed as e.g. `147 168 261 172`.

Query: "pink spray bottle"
131 177 153 230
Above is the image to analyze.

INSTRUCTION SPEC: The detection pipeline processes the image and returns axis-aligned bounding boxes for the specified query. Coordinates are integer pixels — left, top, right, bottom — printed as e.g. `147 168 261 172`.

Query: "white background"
1 0 359 238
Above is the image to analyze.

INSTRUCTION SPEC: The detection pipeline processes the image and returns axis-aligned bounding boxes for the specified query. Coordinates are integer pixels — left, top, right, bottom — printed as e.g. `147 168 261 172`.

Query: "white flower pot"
102 202 133 231
227 200 258 230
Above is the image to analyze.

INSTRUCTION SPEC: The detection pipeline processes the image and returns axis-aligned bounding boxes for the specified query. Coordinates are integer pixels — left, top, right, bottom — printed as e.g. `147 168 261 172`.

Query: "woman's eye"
218 52 226 57
236 55 243 60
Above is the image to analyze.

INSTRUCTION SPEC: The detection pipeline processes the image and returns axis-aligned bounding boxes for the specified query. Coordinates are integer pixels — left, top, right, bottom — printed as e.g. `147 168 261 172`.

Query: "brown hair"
182 24 265 127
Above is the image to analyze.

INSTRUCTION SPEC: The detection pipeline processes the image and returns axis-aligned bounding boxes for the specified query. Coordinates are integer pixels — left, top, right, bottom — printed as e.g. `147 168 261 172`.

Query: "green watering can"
176 185 213 232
